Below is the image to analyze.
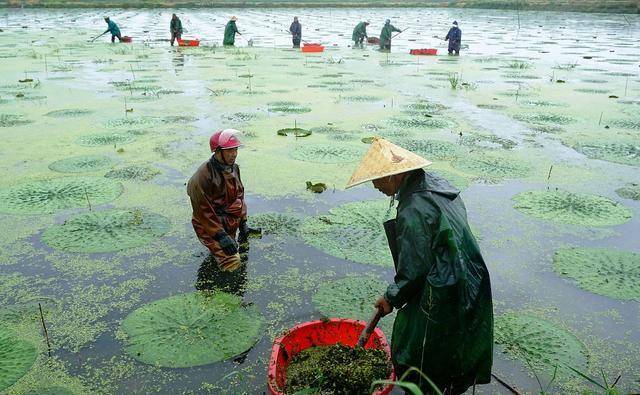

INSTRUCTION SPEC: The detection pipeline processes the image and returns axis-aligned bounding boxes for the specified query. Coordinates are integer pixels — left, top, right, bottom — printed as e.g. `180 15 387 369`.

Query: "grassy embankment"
1 0 638 13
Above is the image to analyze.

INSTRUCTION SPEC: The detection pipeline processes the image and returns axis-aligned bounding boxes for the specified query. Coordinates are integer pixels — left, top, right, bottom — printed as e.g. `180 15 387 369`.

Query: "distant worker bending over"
379 19 401 51
170 14 183 46
445 20 462 56
352 21 369 49
223 16 241 46
103 17 122 43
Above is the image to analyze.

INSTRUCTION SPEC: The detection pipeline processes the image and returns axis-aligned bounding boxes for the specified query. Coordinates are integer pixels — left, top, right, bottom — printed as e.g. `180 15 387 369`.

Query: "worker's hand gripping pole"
356 307 384 348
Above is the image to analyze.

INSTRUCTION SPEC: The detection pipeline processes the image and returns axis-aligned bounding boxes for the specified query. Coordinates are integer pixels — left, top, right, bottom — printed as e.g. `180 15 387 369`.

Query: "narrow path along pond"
0 7 639 395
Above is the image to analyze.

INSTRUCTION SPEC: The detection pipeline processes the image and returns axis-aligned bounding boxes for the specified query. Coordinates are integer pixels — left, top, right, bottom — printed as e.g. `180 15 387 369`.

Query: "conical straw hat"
346 137 432 189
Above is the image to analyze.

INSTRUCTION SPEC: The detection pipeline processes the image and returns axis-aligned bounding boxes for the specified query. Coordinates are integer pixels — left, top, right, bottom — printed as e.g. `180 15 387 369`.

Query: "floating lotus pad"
572 141 640 166
513 190 631 227
120 291 263 368
0 327 37 391
388 116 453 129
340 95 381 103
248 212 302 236
222 112 260 122
301 200 394 266
611 118 640 130
313 276 396 336
427 169 470 191
460 133 517 150
44 109 93 118
404 100 448 115
452 153 532 182
48 155 116 173
24 386 75 395
553 248 640 301
267 101 311 114
75 133 135 147
513 113 576 125
395 138 462 160
0 113 32 127
276 128 311 137
0 177 123 214
494 313 587 376
104 165 160 181
615 184 640 200
290 143 364 164
42 209 170 253
104 117 160 128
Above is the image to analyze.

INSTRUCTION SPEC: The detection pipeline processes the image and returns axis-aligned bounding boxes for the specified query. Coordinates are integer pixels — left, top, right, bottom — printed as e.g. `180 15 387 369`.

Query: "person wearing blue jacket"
103 17 122 43
445 21 462 55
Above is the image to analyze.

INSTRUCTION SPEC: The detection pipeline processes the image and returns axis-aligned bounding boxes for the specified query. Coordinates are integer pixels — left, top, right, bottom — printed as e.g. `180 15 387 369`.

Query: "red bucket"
121 36 132 43
268 318 395 395
301 43 324 53
410 48 438 55
178 39 200 47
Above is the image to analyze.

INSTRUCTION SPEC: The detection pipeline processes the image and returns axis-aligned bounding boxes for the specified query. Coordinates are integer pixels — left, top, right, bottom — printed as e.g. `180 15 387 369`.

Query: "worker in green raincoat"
223 16 240 46
103 17 122 43
379 19 401 51
170 14 183 46
352 21 369 49
346 138 493 395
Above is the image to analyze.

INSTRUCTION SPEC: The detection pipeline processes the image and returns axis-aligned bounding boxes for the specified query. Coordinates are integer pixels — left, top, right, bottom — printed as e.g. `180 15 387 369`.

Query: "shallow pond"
0 6 639 395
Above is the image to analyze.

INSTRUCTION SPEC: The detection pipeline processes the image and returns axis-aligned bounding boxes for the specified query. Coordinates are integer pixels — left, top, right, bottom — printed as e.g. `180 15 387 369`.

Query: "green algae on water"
48 155 116 173
513 112 576 125
285 344 391 395
313 276 396 337
553 248 640 301
513 190 632 227
120 291 263 368
44 109 93 118
268 101 311 114
572 141 640 166
0 113 32 127
42 209 171 253
248 212 303 237
395 138 462 160
290 143 363 164
0 177 123 215
0 326 37 391
494 313 588 377
615 184 640 200
301 200 393 266
75 132 136 147
104 165 160 181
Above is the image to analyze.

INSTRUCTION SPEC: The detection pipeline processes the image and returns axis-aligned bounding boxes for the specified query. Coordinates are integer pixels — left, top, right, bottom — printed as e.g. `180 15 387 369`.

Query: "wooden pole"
38 303 52 357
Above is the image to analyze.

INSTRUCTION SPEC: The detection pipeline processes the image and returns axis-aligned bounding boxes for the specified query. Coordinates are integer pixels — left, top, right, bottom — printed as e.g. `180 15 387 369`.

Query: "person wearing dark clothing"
352 21 369 49
445 21 462 55
103 17 121 43
170 14 183 46
289 16 302 48
223 16 240 46
346 138 494 395
379 19 401 51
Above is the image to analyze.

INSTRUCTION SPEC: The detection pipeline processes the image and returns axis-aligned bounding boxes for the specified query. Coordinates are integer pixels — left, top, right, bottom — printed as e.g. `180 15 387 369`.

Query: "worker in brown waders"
187 129 250 273
346 137 493 394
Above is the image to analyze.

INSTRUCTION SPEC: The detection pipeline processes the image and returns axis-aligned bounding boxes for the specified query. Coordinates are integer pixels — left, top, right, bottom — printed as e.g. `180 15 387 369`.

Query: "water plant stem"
38 303 52 357
129 64 135 80
491 373 522 395
84 187 92 211
598 111 603 125
547 164 554 182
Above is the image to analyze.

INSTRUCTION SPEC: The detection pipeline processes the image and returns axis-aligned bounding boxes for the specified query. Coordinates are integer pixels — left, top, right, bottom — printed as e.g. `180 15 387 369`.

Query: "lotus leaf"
513 113 576 125
24 386 75 395
48 155 116 173
44 109 92 118
513 190 631 227
395 138 462 160
267 101 311 114
313 276 396 337
104 165 160 181
104 117 160 128
611 118 640 130
222 112 259 122
388 116 453 129
340 95 381 103
615 184 640 200
276 128 311 137
0 327 37 391
427 169 470 191
0 113 32 127
404 100 447 115
553 248 640 301
573 141 640 166
42 209 170 253
574 88 609 94
248 212 302 236
452 153 531 182
0 177 123 214
301 200 393 266
290 143 363 164
75 133 135 147
120 291 263 368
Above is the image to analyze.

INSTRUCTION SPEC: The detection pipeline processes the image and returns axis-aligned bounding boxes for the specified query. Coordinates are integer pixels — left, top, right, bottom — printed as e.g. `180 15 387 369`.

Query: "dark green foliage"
286 344 391 395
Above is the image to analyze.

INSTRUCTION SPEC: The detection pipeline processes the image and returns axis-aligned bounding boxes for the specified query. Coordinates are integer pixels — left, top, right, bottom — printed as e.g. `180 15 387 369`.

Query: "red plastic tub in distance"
410 48 438 55
178 39 200 47
121 36 132 43
268 318 395 395
301 43 324 53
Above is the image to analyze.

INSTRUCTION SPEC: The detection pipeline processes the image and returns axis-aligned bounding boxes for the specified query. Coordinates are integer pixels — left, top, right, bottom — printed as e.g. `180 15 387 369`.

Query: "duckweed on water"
248 212 302 236
44 108 93 118
42 209 170 253
290 143 363 164
120 291 263 368
0 177 123 214
513 190 632 227
0 326 37 391
286 344 391 395
0 113 32 127
553 248 640 301
301 200 393 266
495 313 588 377
268 101 311 114
572 141 640 166
75 132 136 147
104 165 160 181
48 155 116 173
615 184 640 200
513 113 576 125
313 276 396 337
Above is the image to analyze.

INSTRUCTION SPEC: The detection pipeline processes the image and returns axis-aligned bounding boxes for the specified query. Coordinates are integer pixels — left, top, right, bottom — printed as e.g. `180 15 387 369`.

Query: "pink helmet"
209 129 242 152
